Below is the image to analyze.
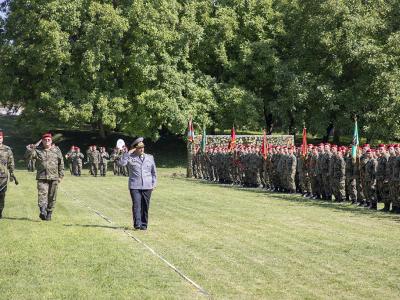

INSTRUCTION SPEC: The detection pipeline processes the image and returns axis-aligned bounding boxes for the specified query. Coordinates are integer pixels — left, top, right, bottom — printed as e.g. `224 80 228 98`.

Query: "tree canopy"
0 0 399 142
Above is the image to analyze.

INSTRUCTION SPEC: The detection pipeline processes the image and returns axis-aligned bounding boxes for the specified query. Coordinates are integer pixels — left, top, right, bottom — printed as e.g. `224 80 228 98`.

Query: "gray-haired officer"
119 137 157 230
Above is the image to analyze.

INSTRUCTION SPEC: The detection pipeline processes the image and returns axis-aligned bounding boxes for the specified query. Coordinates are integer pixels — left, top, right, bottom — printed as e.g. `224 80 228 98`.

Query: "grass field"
1 167 400 299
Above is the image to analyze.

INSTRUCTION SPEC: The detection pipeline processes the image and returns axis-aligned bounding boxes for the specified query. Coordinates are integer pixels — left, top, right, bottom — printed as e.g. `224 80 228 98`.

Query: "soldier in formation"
191 142 400 213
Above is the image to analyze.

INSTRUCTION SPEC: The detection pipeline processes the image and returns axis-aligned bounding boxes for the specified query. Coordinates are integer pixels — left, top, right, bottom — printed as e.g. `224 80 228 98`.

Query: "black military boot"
363 201 370 208
0 209 3 219
39 207 47 220
380 203 390 212
358 200 365 206
390 206 398 213
46 211 52 221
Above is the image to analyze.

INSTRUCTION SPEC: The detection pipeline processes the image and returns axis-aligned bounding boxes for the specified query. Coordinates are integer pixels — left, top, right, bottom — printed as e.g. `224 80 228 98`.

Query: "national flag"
187 118 195 142
261 129 268 160
228 125 236 150
301 127 308 157
351 118 359 159
200 126 207 152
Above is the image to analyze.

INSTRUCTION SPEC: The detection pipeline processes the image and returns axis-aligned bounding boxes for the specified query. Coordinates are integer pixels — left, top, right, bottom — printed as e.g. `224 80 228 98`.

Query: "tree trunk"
98 120 106 140
263 105 274 134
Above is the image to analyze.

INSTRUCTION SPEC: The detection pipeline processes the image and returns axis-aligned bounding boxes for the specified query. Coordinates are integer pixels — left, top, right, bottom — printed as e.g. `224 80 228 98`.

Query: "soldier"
344 148 356 203
286 147 297 193
310 146 321 199
26 133 64 221
99 147 109 176
72 147 84 176
377 145 390 211
110 148 120 175
88 145 101 176
0 131 15 219
364 150 378 209
390 146 400 213
332 149 346 202
65 146 75 175
322 144 332 200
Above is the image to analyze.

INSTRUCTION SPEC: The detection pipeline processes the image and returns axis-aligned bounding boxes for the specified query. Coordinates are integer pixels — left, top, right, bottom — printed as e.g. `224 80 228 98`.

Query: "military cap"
131 137 144 148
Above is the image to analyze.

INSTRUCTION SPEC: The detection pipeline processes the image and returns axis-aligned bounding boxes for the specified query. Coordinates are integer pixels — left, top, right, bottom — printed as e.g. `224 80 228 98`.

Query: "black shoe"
363 201 370 208
0 209 3 219
46 211 52 221
358 200 365 206
39 207 47 220
140 226 147 230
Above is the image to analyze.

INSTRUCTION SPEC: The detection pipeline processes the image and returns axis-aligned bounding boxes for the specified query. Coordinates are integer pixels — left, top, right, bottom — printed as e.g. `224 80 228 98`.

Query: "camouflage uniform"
0 144 15 218
309 152 320 199
24 149 36 172
286 153 297 193
364 156 377 208
345 154 356 202
88 148 101 176
332 153 346 202
99 149 109 176
29 145 64 214
72 151 84 176
376 153 390 209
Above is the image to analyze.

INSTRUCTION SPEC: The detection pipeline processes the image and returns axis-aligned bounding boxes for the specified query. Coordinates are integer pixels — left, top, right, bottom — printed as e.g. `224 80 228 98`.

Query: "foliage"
0 0 400 141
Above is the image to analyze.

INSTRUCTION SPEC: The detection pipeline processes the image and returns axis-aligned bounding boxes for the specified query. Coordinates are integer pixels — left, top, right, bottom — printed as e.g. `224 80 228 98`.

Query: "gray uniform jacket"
119 153 157 190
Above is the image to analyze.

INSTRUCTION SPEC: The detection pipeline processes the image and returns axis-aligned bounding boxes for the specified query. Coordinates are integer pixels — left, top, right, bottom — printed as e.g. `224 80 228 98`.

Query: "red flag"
301 127 307 157
187 118 195 142
261 129 268 160
229 126 236 150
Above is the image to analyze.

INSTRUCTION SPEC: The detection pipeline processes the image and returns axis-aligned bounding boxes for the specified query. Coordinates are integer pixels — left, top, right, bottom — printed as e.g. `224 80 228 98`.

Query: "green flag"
351 118 359 159
201 126 207 152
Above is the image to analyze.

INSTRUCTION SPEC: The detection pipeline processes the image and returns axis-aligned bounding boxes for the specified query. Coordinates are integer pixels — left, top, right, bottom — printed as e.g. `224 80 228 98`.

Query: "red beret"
42 133 52 139
363 144 370 148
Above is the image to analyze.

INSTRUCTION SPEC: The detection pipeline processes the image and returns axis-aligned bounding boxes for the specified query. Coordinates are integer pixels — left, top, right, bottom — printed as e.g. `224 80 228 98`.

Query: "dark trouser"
0 178 8 210
0 190 6 210
130 189 152 228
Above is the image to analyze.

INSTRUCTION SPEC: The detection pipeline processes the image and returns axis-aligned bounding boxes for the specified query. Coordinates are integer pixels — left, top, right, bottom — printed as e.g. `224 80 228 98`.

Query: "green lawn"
1 168 400 299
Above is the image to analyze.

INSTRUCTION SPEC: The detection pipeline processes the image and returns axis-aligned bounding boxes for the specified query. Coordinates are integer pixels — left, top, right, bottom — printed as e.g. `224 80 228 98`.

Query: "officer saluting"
27 133 64 221
119 137 157 230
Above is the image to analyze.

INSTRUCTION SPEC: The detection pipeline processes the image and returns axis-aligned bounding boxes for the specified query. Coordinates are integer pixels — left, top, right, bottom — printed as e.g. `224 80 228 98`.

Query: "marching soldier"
26 133 64 221
88 145 101 176
99 147 109 176
72 147 84 176
377 145 390 211
0 131 15 219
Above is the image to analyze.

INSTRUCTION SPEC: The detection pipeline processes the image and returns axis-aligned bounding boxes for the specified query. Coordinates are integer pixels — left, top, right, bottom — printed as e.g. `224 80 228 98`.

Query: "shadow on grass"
179 177 400 223
63 223 127 230
2 216 41 222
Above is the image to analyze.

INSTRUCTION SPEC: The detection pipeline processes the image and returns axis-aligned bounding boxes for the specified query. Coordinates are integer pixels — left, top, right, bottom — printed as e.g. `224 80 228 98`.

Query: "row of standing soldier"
25 145 130 177
191 143 400 213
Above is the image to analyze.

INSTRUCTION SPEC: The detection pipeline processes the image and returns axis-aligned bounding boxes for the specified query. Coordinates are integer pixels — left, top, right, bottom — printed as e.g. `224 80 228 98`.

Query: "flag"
301 127 308 157
228 125 236 150
200 126 207 152
351 118 359 159
261 129 268 160
187 118 195 143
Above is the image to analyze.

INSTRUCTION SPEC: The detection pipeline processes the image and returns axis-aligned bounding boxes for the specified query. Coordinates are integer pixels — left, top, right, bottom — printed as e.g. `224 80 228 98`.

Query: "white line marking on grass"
61 188 211 298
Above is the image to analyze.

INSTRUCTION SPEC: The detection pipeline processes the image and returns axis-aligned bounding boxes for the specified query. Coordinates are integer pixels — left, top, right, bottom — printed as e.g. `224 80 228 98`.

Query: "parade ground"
1 168 400 299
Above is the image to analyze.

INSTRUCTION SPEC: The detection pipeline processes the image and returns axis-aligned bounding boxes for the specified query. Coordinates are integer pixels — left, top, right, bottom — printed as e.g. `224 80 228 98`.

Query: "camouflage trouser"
389 181 400 207
0 177 7 210
332 179 345 201
287 173 296 192
113 162 119 175
100 163 107 176
364 180 376 203
37 180 58 212
376 180 389 204
322 174 331 198
346 178 356 201
72 161 82 176
303 173 312 194
311 175 320 197
355 177 365 201
91 163 99 176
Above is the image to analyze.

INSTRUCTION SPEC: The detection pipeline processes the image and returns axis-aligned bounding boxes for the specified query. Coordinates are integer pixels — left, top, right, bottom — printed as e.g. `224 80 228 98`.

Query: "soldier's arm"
8 148 15 175
58 152 65 179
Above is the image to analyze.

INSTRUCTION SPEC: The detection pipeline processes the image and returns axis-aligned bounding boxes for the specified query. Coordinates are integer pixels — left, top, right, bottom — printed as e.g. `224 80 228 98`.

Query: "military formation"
191 143 400 213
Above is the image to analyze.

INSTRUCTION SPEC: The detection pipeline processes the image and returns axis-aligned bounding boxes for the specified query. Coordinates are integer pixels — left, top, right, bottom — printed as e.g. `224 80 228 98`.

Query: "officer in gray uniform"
119 137 157 230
